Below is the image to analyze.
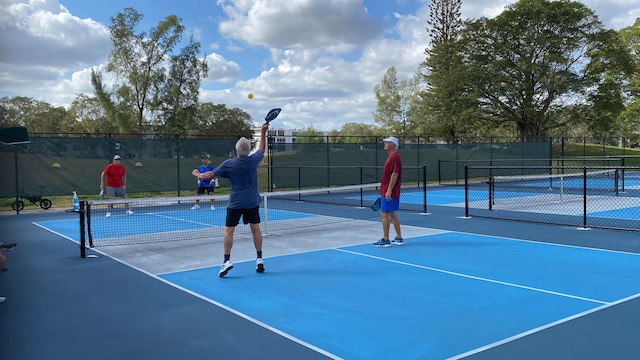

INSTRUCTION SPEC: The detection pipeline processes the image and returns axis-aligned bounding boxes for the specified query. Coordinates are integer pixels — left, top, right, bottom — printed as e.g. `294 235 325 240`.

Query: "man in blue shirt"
191 154 216 210
196 122 269 277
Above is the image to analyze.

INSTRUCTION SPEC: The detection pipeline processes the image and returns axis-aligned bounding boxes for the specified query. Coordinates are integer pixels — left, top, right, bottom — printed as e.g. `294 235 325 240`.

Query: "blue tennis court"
6 196 640 360
159 232 640 359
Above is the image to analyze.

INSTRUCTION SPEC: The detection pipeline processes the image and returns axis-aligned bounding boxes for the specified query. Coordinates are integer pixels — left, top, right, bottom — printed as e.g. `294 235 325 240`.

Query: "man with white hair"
195 123 269 277
372 136 404 247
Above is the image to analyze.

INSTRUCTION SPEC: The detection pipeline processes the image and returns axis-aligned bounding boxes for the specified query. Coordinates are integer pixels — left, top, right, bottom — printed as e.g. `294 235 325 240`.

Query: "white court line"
33 221 343 360
447 292 640 360
334 248 609 305
148 212 219 227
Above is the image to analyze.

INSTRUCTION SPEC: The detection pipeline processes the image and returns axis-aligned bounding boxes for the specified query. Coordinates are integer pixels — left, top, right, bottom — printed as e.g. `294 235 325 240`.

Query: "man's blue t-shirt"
197 164 215 187
214 150 264 209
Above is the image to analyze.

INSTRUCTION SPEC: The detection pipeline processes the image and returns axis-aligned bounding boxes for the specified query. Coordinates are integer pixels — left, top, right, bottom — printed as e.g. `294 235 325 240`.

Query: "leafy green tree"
460 0 621 141
155 37 209 135
68 94 115 134
373 67 401 134
101 7 206 135
420 0 477 142
332 122 380 143
195 103 253 138
618 18 640 144
0 96 75 133
0 96 39 127
91 70 136 133
296 127 325 143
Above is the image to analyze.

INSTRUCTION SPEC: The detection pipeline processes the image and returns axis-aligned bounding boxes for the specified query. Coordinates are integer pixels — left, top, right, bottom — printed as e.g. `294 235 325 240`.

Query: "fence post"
422 164 428 215
582 167 587 229
464 165 470 217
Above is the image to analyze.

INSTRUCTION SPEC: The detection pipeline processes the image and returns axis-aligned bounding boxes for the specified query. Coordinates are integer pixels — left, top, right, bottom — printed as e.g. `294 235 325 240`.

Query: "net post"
615 168 619 196
86 202 93 248
488 174 494 211
263 194 269 235
79 200 86 258
464 165 470 217
297 167 302 202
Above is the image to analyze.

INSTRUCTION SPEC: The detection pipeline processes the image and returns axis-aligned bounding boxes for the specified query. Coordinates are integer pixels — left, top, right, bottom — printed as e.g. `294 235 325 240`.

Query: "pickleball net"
488 168 620 205
83 183 389 247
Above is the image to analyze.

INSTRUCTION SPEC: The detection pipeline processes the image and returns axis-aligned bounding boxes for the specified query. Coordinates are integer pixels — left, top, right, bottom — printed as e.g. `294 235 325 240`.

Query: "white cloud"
1 0 638 130
216 0 385 52
205 53 241 82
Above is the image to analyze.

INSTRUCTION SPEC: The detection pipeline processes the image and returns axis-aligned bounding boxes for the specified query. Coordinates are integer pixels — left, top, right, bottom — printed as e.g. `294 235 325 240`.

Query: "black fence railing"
464 165 640 232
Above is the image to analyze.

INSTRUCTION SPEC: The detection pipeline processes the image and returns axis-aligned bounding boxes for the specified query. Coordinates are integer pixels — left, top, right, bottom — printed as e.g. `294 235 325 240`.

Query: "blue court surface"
159 232 640 359
4 203 640 360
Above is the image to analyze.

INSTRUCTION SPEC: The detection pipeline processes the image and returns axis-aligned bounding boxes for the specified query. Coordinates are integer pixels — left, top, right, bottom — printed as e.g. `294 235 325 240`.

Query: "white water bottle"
72 191 79 211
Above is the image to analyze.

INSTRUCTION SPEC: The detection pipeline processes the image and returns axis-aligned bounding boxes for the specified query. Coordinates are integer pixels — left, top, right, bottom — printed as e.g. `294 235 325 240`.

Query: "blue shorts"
381 197 399 212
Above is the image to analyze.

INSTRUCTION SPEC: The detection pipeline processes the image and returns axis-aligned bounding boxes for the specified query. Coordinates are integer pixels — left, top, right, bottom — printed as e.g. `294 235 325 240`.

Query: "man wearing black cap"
100 155 133 217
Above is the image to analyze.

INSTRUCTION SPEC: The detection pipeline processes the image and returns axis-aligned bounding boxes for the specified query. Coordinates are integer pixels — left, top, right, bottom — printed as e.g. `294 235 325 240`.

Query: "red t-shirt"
103 163 125 187
380 151 402 198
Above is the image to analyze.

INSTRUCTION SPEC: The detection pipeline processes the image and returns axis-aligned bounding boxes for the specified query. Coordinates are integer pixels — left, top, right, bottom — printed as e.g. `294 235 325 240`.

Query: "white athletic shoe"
256 258 265 273
105 212 111 218
219 261 233 277
126 209 134 215
211 205 216 211
191 204 200 210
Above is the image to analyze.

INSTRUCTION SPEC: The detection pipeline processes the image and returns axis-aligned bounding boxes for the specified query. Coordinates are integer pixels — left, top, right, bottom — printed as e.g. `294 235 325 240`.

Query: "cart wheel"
40 199 52 210
12 200 25 211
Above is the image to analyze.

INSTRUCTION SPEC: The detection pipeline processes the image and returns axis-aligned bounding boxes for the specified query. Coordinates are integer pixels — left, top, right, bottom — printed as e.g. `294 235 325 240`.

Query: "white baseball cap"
113 155 121 160
382 136 399 148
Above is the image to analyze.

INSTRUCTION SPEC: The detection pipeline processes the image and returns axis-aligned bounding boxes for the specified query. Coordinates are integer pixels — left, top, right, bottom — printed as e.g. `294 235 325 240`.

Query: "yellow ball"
248 93 253 99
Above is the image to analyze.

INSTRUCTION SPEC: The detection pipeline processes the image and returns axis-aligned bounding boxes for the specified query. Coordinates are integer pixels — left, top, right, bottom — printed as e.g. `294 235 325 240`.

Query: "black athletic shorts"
196 186 214 195
226 206 261 227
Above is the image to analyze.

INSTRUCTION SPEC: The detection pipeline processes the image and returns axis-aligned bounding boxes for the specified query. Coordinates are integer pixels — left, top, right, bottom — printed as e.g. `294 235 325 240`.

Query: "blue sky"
0 0 638 131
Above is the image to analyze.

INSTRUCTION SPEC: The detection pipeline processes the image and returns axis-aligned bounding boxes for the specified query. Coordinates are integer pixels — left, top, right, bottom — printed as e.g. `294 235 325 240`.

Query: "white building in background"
253 127 330 150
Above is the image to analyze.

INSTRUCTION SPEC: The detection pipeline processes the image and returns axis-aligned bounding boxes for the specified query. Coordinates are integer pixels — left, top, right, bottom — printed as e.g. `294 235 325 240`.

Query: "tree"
102 7 204 135
420 0 477 142
373 67 401 135
68 94 115 134
460 0 621 141
195 103 253 138
91 70 136 133
333 122 380 143
618 18 640 145
0 96 75 133
296 127 325 143
154 36 209 135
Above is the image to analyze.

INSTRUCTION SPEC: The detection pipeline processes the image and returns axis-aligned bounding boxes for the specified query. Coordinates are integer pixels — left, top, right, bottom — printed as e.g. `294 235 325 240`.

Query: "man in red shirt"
100 155 133 217
372 136 403 247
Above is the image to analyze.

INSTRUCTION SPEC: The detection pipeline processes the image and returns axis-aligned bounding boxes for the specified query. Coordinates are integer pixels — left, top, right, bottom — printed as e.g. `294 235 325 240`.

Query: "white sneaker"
256 258 265 273
126 209 134 215
219 261 233 278
191 204 200 210
211 205 216 211
0 296 6 303
105 212 111 218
